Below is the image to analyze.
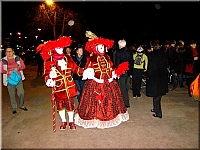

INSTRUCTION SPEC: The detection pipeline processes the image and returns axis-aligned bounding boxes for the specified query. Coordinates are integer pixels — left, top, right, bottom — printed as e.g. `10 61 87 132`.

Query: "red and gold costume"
190 73 200 101
37 36 83 131
74 31 129 129
44 55 82 111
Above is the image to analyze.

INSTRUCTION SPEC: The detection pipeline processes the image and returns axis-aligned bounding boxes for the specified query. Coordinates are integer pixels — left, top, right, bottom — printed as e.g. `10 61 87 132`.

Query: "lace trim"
74 111 129 129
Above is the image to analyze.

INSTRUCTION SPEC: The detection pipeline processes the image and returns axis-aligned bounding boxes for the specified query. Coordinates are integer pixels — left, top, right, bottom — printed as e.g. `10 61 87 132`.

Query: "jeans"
177 73 183 87
74 80 85 102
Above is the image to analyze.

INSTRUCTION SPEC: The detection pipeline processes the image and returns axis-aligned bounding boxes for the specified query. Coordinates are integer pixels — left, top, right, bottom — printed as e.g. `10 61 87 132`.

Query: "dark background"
1 1 199 45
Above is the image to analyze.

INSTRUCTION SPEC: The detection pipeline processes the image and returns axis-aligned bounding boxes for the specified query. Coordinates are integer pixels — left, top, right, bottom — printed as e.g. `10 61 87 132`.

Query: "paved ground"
1 64 199 149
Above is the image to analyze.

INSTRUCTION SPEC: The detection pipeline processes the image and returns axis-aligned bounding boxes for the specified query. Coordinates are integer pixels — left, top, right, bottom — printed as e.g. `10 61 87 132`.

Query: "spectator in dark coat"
71 45 87 102
174 40 186 87
36 51 44 76
146 40 168 118
183 40 199 97
114 39 133 108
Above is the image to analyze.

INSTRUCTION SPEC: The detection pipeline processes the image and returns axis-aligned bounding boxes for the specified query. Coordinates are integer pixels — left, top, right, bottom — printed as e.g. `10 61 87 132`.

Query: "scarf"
191 47 198 57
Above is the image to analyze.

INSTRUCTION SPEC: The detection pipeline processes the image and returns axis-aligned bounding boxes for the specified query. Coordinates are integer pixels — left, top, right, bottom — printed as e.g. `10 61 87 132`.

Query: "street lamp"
17 32 21 36
46 0 54 5
38 28 41 31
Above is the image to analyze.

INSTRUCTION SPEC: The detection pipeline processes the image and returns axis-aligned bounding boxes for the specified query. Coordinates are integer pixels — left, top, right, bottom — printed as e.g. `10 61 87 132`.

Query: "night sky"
1 1 199 45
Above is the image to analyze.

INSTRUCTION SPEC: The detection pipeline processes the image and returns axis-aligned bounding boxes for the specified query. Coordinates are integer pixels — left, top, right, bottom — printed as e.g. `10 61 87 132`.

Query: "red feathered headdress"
40 36 72 61
85 37 114 53
36 44 45 54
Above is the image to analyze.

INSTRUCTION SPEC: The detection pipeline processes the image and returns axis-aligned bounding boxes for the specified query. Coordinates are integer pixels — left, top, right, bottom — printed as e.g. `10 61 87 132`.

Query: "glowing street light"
35 36 38 40
38 28 41 31
18 32 21 36
46 0 54 5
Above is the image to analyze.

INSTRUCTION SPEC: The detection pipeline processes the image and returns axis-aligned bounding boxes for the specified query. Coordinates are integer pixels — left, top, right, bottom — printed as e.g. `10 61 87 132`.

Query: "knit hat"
137 47 144 52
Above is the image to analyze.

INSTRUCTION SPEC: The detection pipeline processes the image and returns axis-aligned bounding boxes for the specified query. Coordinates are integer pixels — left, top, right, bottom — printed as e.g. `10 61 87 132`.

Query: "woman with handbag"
0 47 28 114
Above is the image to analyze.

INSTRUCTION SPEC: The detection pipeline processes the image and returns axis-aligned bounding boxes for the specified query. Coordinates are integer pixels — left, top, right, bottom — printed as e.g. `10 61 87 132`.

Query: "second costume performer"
74 31 130 129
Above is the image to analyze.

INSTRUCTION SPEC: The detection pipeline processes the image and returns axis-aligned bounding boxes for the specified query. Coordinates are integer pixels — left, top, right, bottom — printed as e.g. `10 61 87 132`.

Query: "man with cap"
132 46 148 98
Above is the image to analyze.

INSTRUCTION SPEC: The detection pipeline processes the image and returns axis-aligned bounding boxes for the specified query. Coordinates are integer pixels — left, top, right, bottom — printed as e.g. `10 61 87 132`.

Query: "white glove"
82 68 95 80
58 59 67 70
112 71 118 79
46 78 55 87
49 67 57 78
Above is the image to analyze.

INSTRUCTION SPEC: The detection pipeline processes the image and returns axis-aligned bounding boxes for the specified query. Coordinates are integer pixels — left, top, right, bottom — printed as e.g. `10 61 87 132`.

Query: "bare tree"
27 2 85 41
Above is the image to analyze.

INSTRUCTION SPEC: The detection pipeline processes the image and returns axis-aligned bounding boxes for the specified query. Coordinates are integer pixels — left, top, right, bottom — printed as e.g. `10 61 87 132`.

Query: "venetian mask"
55 47 63 54
96 44 104 54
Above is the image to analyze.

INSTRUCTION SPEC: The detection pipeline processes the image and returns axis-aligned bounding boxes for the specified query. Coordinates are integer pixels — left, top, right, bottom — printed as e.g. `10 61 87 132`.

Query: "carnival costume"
190 73 200 101
36 36 83 132
74 31 130 129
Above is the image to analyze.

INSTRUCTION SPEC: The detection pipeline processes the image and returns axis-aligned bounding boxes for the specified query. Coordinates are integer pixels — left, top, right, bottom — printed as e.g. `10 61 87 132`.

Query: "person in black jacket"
114 39 133 108
167 40 179 89
183 40 199 97
146 40 168 118
36 51 44 76
72 45 87 102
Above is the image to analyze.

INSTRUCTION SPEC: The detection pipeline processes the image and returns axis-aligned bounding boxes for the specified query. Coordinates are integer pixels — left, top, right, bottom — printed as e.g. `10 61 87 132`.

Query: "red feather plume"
40 36 72 61
85 37 114 53
36 44 45 53
114 62 129 76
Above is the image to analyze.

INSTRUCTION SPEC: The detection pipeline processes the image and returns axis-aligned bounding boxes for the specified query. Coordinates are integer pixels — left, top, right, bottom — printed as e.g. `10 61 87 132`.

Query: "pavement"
1 64 199 149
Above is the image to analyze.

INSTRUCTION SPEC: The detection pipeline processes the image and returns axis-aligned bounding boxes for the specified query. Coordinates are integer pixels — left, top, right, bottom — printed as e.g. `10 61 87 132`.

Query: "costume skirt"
74 79 129 129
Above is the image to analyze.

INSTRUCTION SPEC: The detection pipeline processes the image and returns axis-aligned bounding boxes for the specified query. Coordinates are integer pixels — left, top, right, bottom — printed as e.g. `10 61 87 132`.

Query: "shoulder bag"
7 70 22 86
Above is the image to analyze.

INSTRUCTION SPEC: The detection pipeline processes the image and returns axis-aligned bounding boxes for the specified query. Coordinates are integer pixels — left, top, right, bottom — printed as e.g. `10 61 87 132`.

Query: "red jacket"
44 55 83 100
85 54 113 80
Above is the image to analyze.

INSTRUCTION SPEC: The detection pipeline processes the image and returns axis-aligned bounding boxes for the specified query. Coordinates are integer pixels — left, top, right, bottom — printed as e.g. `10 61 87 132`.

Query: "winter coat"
183 47 199 77
72 55 87 80
167 46 179 70
174 47 186 74
114 47 133 76
146 49 168 97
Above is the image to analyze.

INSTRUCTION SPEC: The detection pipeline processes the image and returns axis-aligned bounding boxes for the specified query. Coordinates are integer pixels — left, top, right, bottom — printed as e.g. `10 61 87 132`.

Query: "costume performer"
74 31 130 129
190 73 200 101
36 36 83 131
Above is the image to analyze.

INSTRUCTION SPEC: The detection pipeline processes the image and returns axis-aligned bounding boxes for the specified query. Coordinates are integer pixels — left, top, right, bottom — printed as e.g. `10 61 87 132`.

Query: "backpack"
134 54 143 65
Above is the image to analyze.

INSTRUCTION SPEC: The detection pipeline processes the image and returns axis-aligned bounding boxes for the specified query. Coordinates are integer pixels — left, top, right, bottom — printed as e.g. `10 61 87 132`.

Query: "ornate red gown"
74 54 129 129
